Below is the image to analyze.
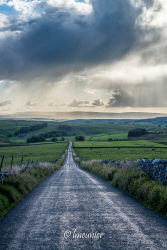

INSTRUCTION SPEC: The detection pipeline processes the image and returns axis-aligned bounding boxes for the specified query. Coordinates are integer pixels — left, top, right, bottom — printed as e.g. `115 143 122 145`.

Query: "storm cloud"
0 100 11 107
69 100 90 107
0 0 156 81
107 90 134 107
106 81 167 108
92 99 104 107
0 0 166 114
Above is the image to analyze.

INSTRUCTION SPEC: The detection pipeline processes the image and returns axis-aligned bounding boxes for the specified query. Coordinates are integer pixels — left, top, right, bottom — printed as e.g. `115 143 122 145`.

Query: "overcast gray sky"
0 0 167 117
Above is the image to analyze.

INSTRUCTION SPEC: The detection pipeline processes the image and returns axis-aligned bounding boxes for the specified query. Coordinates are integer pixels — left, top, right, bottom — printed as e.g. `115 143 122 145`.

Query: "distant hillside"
2 111 166 120
135 117 167 125
66 116 167 125
0 116 166 145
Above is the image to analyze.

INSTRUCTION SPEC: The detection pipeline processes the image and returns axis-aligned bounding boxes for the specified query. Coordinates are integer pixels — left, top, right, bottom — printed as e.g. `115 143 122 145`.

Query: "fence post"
26 160 30 168
22 159 29 172
11 155 13 170
20 155 24 166
36 160 39 167
0 155 4 171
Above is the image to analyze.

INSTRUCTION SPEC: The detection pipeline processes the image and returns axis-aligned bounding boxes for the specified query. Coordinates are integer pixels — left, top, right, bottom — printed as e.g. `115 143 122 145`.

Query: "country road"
0 145 167 250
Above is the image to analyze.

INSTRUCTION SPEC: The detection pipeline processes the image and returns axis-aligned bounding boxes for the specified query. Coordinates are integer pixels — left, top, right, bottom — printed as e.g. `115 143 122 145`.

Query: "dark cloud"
0 0 154 82
48 102 65 107
0 100 11 107
26 101 37 107
92 99 104 107
107 90 134 107
69 100 90 107
69 99 105 108
106 81 167 108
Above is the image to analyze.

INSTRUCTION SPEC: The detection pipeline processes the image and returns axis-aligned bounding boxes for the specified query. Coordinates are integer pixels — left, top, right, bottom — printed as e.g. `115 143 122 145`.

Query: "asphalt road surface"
0 145 167 250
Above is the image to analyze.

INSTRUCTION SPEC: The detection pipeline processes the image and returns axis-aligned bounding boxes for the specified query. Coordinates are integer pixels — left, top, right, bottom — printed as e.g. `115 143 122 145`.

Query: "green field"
74 140 165 148
74 140 167 161
0 118 167 164
0 119 161 145
0 120 59 136
75 147 167 161
0 118 166 146
86 133 128 141
0 142 67 169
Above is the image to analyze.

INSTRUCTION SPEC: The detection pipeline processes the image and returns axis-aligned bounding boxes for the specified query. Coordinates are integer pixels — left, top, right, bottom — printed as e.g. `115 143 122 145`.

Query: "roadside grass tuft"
0 185 21 203
80 161 167 218
0 194 9 212
0 155 66 219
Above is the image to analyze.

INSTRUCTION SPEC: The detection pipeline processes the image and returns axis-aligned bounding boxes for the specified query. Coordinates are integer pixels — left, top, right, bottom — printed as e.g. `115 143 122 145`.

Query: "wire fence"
0 155 55 184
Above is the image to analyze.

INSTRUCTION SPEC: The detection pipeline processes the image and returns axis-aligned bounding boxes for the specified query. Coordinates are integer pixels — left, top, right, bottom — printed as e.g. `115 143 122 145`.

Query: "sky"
0 0 167 118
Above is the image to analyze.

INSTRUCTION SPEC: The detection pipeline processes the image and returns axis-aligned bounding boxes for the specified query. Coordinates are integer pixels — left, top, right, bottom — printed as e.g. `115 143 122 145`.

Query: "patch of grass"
112 169 167 216
80 161 118 180
0 119 166 146
87 133 128 141
0 185 21 203
152 139 167 145
66 120 158 136
0 142 67 169
0 155 66 218
9 137 27 143
74 140 165 148
0 120 61 137
0 194 9 212
75 147 167 161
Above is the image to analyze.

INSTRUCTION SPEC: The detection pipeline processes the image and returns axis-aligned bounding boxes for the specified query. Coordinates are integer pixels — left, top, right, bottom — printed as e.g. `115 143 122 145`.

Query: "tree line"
26 125 73 143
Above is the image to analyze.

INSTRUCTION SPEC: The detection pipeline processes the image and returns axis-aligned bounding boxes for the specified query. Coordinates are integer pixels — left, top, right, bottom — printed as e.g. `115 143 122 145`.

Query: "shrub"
128 128 148 138
52 137 58 142
0 185 21 202
108 167 118 180
0 195 9 211
75 136 85 141
27 135 46 143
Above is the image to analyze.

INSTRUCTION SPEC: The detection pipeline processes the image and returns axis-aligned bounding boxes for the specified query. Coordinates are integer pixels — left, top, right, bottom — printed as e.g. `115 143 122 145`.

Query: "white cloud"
47 0 92 14
0 13 9 28
7 0 37 11
140 0 167 28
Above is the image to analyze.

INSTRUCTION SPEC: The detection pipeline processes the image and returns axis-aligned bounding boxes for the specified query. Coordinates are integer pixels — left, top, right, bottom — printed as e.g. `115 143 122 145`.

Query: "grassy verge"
79 160 167 218
0 156 65 219
0 142 67 168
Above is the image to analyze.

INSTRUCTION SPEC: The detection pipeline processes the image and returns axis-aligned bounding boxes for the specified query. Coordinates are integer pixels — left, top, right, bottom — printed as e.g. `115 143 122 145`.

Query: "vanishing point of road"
0 144 167 250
